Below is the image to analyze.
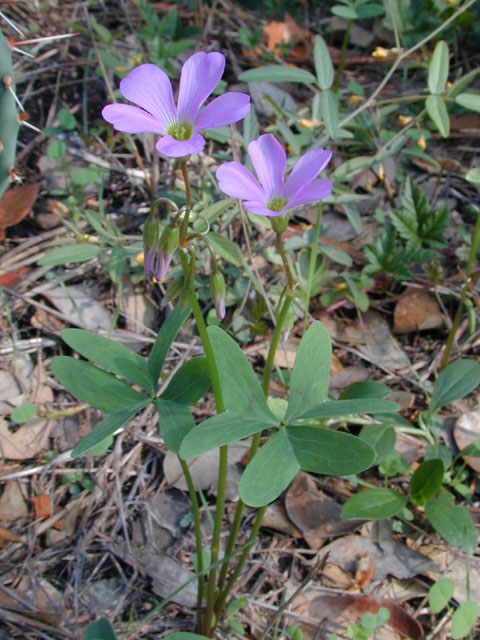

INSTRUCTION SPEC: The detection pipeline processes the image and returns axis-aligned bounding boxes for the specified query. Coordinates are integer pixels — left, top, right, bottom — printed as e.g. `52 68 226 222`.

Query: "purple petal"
177 52 225 124
284 178 332 211
119 64 176 132
144 246 157 275
102 104 165 134
215 297 226 321
155 133 205 158
284 149 332 199
195 93 250 130
154 251 171 282
216 162 264 201
244 201 285 217
248 134 286 200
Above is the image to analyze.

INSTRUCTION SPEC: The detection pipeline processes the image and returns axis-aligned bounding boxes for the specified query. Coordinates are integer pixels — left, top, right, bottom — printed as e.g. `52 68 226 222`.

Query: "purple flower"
216 134 332 217
102 52 250 158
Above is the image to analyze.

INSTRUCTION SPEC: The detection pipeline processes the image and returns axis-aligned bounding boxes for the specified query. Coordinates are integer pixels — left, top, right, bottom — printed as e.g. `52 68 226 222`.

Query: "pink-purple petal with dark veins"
248 135 287 200
195 93 251 130
216 162 264 201
284 149 332 199
102 104 166 134
177 52 225 124
119 64 176 130
155 133 205 158
285 179 332 211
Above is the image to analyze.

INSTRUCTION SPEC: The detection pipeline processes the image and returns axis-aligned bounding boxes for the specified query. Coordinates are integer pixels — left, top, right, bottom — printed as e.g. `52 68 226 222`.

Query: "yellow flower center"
167 121 193 141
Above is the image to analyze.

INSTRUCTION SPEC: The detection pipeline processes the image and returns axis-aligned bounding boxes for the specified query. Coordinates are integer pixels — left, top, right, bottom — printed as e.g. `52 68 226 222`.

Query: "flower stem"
179 457 204 629
276 233 294 293
213 292 293 621
440 208 480 371
178 237 226 636
303 205 322 333
333 19 351 93
180 161 192 243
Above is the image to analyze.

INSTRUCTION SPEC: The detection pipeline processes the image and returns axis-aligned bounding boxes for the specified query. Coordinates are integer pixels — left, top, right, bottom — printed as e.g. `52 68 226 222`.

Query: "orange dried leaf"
0 183 39 240
32 494 52 520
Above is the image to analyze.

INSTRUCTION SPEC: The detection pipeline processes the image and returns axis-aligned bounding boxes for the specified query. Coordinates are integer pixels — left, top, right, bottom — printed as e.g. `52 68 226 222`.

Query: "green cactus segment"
0 31 19 198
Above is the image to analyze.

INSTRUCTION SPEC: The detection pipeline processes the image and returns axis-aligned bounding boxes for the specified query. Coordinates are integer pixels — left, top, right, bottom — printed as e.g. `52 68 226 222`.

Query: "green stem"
180 161 192 243
440 208 480 370
179 457 204 630
276 233 294 293
179 239 226 637
213 293 294 622
303 205 322 332
334 19 352 93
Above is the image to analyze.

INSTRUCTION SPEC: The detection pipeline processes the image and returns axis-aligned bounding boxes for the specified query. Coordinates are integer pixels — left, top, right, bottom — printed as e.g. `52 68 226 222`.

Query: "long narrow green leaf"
285 321 331 422
320 90 338 139
239 429 299 507
72 402 148 457
148 306 191 388
286 426 375 476
301 398 400 420
207 326 275 420
431 359 480 411
238 65 316 84
425 95 450 138
160 357 210 406
61 329 153 394
428 40 449 94
314 35 334 90
155 399 196 454
51 356 148 413
180 411 276 459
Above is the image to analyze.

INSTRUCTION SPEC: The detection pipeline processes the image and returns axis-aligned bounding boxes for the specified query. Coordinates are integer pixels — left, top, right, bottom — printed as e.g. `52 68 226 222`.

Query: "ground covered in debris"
0 1 479 639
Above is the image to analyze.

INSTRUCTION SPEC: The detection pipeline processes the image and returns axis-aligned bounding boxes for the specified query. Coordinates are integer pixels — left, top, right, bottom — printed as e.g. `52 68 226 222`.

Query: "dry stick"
257 553 329 640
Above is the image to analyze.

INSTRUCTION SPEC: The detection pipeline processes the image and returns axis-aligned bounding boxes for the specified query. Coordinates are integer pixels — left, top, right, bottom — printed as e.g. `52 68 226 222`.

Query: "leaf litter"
0 1 479 639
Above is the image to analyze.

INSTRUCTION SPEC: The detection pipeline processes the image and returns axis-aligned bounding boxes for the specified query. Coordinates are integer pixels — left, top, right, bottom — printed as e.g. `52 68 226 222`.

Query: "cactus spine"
0 30 19 198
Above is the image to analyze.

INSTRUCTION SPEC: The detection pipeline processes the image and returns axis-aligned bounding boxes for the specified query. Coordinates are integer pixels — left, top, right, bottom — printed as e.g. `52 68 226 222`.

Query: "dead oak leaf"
0 184 39 241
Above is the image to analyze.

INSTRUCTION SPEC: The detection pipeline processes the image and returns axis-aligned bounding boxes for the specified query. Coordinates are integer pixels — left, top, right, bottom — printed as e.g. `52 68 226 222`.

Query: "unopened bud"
159 224 180 256
143 218 159 250
210 272 226 320
164 274 185 303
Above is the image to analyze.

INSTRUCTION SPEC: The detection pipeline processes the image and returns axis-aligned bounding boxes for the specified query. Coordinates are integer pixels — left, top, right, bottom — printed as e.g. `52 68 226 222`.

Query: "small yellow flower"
134 251 145 266
372 46 389 59
447 81 453 89
350 95 362 105
334 281 348 290
418 133 427 151
298 118 321 128
399 115 413 126
377 163 385 181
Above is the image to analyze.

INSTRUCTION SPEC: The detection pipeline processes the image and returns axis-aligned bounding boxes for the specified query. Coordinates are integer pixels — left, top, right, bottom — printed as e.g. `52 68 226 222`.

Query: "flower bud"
210 272 226 320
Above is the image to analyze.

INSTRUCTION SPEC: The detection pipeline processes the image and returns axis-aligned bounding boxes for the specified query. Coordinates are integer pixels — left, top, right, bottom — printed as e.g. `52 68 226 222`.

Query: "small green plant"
429 578 478 640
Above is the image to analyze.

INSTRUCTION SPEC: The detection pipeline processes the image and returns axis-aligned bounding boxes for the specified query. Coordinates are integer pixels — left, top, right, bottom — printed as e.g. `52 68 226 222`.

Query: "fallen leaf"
285 473 363 549
42 284 113 331
264 13 309 56
454 411 480 472
0 524 22 543
0 184 39 241
353 552 375 589
0 266 31 288
261 500 302 538
119 277 156 332
0 480 28 520
0 416 53 460
320 521 435 582
31 494 52 520
394 289 444 333
293 592 424 640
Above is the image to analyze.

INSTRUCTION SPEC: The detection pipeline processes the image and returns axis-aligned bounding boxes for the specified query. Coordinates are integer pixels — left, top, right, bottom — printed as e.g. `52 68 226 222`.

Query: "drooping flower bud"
152 225 180 281
210 272 226 320
143 218 160 276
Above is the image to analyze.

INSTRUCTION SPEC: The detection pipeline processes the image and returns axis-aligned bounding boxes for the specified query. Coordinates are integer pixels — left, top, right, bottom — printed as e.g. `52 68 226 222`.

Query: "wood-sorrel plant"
53 51 401 639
